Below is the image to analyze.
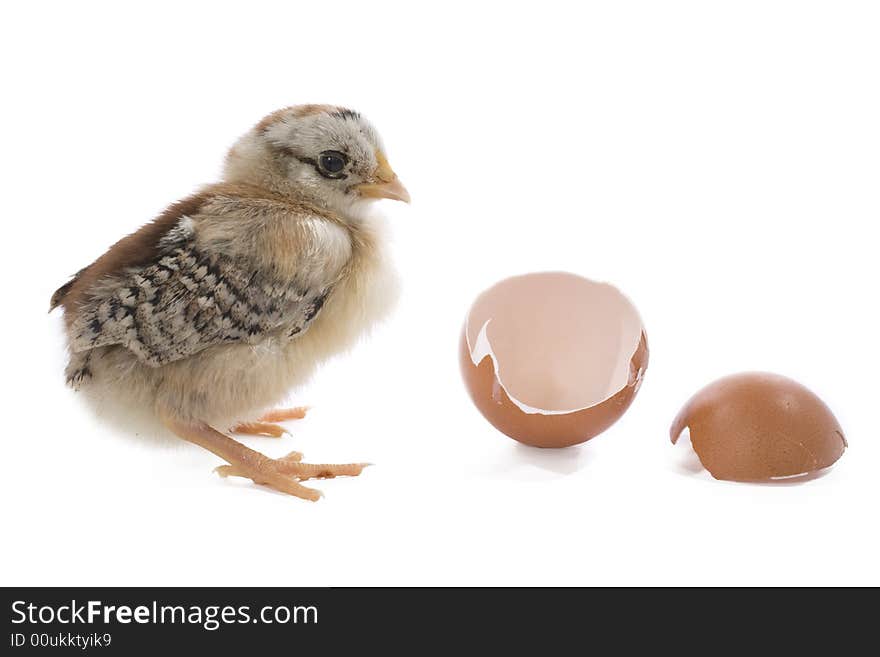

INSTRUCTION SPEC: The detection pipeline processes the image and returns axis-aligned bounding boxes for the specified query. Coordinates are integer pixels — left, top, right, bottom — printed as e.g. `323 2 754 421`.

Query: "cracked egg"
459 272 648 448
671 372 847 481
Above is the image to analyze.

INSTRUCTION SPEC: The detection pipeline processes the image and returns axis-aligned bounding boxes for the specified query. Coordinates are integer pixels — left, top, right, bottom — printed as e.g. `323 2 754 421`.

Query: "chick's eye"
318 150 348 176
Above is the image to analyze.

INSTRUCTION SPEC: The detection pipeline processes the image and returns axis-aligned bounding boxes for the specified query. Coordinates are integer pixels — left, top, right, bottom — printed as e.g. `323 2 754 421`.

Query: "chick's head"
225 105 409 213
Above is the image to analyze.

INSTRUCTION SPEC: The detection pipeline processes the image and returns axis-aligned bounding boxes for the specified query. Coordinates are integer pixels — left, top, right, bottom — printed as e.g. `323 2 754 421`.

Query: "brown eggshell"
671 372 847 481
460 272 648 448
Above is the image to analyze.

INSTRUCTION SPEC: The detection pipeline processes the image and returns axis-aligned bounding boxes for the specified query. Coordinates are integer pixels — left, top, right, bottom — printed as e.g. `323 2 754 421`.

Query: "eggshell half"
460 272 648 448
670 372 847 481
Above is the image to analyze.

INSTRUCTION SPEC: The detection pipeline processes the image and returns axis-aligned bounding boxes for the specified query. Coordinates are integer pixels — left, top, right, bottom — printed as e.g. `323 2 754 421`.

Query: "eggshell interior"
460 272 648 448
670 372 847 481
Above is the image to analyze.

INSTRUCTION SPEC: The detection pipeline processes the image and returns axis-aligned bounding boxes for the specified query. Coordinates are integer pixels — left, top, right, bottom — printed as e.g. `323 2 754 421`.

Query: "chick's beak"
356 151 411 203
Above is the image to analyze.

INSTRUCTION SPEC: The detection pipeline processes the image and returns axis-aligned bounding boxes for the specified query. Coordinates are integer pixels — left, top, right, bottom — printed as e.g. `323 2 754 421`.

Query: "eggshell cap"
670 372 847 481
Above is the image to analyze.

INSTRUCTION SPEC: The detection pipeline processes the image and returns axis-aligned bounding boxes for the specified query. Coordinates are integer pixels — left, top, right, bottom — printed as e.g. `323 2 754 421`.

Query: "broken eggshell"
460 272 648 448
671 372 846 481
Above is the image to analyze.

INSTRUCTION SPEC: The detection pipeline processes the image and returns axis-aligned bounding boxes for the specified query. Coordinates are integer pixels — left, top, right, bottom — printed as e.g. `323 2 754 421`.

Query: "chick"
50 105 409 501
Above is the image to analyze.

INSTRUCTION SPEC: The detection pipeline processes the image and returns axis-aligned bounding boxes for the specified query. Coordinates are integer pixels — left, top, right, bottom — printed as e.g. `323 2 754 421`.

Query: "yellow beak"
356 151 411 203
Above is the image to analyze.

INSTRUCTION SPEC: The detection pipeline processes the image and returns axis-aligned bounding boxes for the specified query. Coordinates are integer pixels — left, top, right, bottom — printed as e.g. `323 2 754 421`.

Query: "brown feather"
53 191 211 325
49 275 79 312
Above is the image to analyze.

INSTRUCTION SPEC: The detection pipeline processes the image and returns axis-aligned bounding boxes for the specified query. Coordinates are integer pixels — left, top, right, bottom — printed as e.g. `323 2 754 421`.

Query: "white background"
2 1 878 586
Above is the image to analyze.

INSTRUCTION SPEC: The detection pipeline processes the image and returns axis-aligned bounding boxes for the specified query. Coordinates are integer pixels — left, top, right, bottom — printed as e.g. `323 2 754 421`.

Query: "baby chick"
50 105 409 501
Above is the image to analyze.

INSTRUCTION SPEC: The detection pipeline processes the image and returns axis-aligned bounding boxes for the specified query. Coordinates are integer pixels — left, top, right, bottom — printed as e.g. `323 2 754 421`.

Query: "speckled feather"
69 216 331 369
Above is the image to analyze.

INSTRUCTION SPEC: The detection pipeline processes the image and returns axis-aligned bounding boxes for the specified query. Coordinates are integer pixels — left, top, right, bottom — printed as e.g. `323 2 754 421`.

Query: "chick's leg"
162 416 366 501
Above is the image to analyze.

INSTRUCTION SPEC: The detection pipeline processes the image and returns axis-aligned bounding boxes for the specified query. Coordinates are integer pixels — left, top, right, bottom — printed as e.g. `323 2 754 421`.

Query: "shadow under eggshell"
670 372 847 481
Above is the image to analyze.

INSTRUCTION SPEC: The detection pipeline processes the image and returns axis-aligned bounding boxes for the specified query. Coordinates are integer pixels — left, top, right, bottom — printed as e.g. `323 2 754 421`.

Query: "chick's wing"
55 189 342 367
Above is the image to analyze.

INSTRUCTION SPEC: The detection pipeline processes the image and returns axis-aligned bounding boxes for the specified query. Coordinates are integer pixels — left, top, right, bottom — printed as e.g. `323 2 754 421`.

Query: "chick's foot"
163 415 366 502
